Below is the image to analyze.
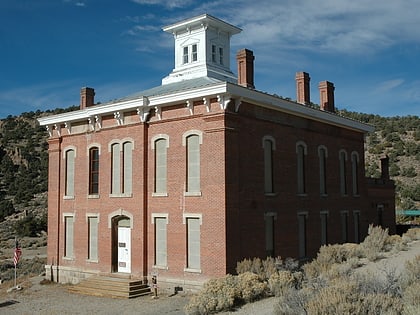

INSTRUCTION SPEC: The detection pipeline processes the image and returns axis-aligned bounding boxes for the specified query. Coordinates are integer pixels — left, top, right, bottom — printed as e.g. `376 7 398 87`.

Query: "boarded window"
351 152 359 195
339 151 347 195
111 143 120 194
298 214 307 258
65 216 74 258
155 139 167 194
186 135 200 193
353 211 360 243
264 139 274 194
154 217 167 267
265 215 275 257
187 218 200 270
319 147 327 195
297 144 306 194
320 213 328 245
123 142 133 194
88 216 98 260
65 150 75 196
341 212 348 243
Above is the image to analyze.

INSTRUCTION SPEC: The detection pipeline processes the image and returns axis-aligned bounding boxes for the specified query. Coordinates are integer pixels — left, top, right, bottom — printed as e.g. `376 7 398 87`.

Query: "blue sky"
1 0 420 118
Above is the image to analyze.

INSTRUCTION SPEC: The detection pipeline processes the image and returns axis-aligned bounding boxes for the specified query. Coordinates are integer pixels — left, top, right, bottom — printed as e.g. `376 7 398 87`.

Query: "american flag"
13 241 22 266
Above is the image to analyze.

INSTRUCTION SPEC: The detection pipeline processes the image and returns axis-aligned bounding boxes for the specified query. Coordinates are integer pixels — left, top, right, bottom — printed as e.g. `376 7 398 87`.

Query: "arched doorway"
111 216 131 273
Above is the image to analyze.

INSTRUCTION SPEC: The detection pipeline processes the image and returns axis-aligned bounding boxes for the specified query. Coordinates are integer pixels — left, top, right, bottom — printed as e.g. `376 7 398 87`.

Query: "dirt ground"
0 239 419 315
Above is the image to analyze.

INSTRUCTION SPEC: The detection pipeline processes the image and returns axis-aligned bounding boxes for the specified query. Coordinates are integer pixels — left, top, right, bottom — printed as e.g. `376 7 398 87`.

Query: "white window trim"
182 130 203 146
183 213 202 273
151 134 170 149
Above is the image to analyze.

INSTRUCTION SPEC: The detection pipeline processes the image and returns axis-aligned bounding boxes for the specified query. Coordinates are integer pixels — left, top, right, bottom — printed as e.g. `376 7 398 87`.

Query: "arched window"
153 136 169 195
183 130 202 195
351 151 359 195
318 146 328 195
89 147 99 195
296 142 307 194
263 136 276 194
64 148 75 197
110 139 133 196
339 150 348 195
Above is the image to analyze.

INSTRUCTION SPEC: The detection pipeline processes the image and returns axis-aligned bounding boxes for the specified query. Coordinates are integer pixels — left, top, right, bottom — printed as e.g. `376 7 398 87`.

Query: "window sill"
320 193 328 198
264 192 278 197
297 193 308 197
63 195 75 200
184 191 202 197
184 268 201 274
152 265 168 270
88 194 100 199
152 192 168 197
86 259 98 263
63 256 75 261
353 194 360 197
109 193 133 198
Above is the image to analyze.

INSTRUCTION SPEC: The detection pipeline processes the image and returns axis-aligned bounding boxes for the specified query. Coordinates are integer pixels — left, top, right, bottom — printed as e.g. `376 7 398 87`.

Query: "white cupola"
162 14 242 85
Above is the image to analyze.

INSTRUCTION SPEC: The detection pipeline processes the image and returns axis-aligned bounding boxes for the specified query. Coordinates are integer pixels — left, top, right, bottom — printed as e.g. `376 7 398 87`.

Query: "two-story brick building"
38 14 395 288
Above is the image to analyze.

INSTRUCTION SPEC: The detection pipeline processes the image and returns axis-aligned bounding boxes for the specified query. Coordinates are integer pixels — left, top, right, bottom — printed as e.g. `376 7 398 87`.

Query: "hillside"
0 108 418 237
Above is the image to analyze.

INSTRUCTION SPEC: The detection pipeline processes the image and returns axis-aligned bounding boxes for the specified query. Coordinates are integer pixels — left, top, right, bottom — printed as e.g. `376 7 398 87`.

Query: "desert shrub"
402 282 420 315
303 244 360 280
236 256 287 280
385 234 407 253
360 225 389 261
274 287 308 315
305 280 403 315
403 228 420 242
185 272 269 315
236 272 268 303
399 255 420 290
268 270 301 297
185 275 237 315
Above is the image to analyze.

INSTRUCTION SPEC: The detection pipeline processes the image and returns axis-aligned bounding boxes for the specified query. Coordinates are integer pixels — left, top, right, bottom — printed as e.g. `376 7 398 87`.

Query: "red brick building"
38 14 395 288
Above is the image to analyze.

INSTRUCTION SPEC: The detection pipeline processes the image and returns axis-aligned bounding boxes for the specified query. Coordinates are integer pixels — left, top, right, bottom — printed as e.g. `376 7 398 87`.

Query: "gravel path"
1 239 419 315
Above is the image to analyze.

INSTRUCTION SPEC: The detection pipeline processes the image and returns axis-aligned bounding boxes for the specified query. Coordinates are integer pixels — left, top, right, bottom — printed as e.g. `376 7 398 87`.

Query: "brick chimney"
80 87 95 109
380 155 390 180
236 49 255 89
296 72 310 105
319 81 335 112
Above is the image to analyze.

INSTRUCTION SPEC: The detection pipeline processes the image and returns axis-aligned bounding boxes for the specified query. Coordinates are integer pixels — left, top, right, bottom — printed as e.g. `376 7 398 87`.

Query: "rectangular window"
211 45 216 63
65 150 75 197
341 212 348 243
298 214 307 258
192 44 197 62
264 139 274 193
64 216 74 258
183 46 189 64
353 211 360 243
320 212 328 246
89 147 99 195
155 139 167 194
154 217 167 267
377 205 384 227
88 216 98 261
186 135 200 193
265 215 275 257
219 47 224 65
187 218 200 270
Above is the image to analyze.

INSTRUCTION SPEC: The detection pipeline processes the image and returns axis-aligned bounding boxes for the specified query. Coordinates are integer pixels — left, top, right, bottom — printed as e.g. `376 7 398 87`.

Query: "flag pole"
14 237 17 288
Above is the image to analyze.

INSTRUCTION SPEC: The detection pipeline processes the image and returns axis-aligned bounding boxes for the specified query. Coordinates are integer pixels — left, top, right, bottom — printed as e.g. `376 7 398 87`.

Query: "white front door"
117 227 131 273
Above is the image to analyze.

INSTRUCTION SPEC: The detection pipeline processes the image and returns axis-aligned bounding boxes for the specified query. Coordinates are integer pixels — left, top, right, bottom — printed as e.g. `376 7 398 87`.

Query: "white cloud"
130 0 193 9
374 79 405 94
